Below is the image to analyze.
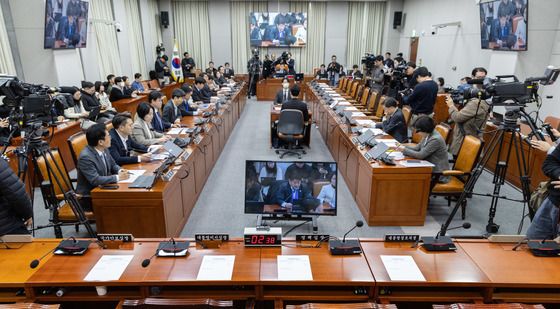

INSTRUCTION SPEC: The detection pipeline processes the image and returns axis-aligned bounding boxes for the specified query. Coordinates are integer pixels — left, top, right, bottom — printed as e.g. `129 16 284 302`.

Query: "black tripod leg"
486 130 514 233
511 131 533 231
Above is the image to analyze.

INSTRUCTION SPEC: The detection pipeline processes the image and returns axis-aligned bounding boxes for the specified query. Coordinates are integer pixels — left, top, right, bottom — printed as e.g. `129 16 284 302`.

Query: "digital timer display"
244 234 281 246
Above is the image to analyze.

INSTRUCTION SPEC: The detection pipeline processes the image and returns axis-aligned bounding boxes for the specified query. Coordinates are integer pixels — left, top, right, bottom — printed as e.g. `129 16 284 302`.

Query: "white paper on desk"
148 145 163 153
84 255 134 281
167 128 184 135
399 160 435 168
380 255 426 281
388 151 405 160
118 170 146 183
152 153 169 161
375 139 399 147
277 255 313 281
351 112 366 117
363 128 385 136
355 119 375 126
196 255 235 281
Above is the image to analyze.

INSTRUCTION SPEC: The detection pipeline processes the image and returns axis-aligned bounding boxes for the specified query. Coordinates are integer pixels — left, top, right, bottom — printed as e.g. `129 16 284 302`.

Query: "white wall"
112 0 133 76
381 0 403 57
208 0 232 66
324 1 348 66
399 0 560 118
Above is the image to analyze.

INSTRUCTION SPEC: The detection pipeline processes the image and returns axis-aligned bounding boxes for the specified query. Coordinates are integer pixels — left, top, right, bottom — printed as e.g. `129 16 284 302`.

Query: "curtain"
90 0 122 78
289 1 326 74
347 1 386 69
173 1 212 73
124 0 148 77
141 0 163 70
0 4 16 75
231 1 268 74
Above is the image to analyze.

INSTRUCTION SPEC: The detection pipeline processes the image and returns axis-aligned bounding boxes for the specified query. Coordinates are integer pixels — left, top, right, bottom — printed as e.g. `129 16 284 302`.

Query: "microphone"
141 238 188 267
142 252 158 268
435 222 471 239
342 220 364 243
420 222 471 252
467 79 485 85
30 237 78 269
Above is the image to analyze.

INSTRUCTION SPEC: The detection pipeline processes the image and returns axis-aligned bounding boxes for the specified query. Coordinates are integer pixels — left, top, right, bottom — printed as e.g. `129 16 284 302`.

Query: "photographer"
247 50 262 98
445 89 490 156
403 67 438 125
405 62 417 89
0 157 33 235
369 55 385 92
327 55 341 86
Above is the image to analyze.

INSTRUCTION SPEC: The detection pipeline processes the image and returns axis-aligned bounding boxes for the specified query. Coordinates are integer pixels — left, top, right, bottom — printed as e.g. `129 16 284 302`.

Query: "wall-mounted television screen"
44 0 89 49
250 12 307 47
245 161 337 216
479 0 528 51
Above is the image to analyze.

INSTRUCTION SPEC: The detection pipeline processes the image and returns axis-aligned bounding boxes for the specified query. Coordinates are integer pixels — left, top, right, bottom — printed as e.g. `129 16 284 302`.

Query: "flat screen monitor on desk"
245 160 337 216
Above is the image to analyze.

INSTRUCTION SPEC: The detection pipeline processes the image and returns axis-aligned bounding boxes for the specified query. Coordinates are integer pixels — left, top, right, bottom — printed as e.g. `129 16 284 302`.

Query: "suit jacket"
179 100 198 116
155 59 167 79
162 100 181 125
76 145 120 196
403 132 450 175
274 182 312 206
281 99 309 122
265 27 295 45
131 116 164 146
109 86 131 102
151 106 171 133
275 89 292 104
224 68 234 78
375 108 408 143
80 91 101 111
108 128 148 165
192 86 211 103
287 59 295 75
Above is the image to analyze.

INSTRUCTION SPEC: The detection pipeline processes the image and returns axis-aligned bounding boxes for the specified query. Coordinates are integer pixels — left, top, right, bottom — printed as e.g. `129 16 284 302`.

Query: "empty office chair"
118 298 255 308
433 304 544 309
275 109 306 159
353 86 370 109
401 106 412 127
34 148 94 238
347 84 364 104
431 135 483 219
286 303 397 309
67 131 88 167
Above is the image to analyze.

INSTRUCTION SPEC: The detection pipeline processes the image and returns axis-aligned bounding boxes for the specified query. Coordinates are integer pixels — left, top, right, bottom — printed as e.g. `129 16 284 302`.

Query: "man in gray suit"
76 123 129 210
162 88 185 124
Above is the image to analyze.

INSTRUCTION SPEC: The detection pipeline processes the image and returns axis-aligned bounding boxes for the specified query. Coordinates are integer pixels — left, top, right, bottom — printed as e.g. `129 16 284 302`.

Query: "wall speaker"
161 11 169 28
393 11 403 29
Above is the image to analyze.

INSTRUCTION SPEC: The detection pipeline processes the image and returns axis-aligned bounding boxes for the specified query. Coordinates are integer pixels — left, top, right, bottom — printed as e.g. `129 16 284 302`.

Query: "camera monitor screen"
479 0 528 51
44 0 89 49
250 12 307 47
245 161 337 216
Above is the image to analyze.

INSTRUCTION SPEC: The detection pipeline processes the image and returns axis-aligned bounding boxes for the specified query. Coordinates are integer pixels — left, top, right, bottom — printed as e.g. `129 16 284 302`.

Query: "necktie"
154 111 163 131
100 153 108 175
284 91 287 101
292 188 299 201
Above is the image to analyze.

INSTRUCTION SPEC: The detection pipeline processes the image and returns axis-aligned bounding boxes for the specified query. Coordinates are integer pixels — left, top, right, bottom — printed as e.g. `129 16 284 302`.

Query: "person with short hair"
163 88 186 124
327 55 341 86
108 113 151 165
178 85 199 116
148 90 177 132
192 77 211 103
274 172 313 211
205 61 217 76
105 74 116 93
110 77 133 102
275 79 292 104
132 102 170 146
404 66 439 125
405 62 417 89
223 62 234 79
315 64 328 80
155 55 169 81
351 64 363 80
181 52 195 77
122 76 138 97
401 116 450 182
131 73 145 92
281 85 309 122
384 52 394 69
369 55 385 92
76 124 129 208
375 97 408 143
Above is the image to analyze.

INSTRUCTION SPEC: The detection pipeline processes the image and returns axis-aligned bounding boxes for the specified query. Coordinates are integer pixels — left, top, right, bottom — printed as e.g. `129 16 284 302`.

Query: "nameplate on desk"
195 234 230 242
194 135 203 145
97 234 134 242
204 124 211 132
296 234 330 242
384 234 420 243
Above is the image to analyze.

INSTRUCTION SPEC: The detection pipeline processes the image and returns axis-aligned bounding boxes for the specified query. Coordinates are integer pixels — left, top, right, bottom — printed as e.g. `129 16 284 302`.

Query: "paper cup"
95 286 107 296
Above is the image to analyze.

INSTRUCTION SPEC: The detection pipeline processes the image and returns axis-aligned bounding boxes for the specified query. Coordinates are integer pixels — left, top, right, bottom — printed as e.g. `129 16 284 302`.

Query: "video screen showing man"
251 12 307 47
45 0 89 49
480 0 527 51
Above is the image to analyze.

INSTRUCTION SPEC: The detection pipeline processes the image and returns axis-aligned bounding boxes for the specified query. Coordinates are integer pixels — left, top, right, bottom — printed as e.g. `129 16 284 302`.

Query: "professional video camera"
155 43 165 56
449 87 491 105
280 51 289 61
361 53 376 70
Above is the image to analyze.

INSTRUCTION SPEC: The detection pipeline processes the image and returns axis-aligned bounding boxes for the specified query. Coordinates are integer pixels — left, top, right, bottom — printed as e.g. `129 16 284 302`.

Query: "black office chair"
275 109 306 159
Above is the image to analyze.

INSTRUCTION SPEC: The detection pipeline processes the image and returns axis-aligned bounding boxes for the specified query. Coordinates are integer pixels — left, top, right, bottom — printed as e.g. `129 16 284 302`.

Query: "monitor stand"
257 214 318 233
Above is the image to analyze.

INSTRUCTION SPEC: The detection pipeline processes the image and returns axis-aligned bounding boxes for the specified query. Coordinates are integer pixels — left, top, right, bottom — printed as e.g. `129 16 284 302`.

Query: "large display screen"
249 12 307 47
44 0 89 49
479 0 527 51
245 161 337 216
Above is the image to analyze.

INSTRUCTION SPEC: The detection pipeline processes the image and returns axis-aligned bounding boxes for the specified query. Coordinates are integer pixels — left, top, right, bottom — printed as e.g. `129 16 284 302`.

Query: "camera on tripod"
449 87 491 105
361 53 376 70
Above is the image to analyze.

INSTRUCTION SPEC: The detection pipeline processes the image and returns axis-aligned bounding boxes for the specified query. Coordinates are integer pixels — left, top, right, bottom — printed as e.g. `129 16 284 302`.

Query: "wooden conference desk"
307 84 432 226
256 77 313 101
3 238 559 306
91 84 247 238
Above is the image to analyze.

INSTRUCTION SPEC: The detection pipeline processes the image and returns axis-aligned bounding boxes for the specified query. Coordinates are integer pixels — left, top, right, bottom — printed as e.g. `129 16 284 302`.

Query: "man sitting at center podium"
275 173 313 212
275 79 291 105
280 85 309 122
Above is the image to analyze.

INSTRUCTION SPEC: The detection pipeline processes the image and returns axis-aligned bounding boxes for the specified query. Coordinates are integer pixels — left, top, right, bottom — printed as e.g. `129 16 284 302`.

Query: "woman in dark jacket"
0 158 33 235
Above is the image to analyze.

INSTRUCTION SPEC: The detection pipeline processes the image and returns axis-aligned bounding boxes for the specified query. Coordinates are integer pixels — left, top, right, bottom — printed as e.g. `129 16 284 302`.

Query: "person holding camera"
403 67 438 126
327 55 341 86
247 51 262 98
369 56 385 93
0 157 33 236
445 90 490 156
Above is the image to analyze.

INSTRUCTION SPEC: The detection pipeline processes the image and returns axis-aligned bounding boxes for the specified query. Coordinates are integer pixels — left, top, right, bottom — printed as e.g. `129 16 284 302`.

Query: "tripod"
440 107 542 236
18 129 95 238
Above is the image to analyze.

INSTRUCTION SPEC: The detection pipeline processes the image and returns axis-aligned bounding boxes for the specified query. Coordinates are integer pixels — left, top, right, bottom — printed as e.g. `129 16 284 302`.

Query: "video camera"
361 53 376 70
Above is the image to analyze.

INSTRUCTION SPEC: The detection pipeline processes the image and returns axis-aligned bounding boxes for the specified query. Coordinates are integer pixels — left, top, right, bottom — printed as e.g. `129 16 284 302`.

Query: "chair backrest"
359 87 370 106
544 115 560 130
454 135 483 173
67 131 88 167
277 109 305 135
337 77 347 90
286 303 397 309
402 106 412 127
375 96 386 118
354 84 364 100
346 80 357 96
141 81 150 91
120 298 235 308
348 81 359 97
366 92 378 112
435 123 452 145
148 79 160 89
313 181 330 197
35 148 72 196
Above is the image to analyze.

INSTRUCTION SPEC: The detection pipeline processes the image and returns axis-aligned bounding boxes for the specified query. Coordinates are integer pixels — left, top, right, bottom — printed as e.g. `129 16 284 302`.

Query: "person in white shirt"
316 173 336 209
94 81 115 112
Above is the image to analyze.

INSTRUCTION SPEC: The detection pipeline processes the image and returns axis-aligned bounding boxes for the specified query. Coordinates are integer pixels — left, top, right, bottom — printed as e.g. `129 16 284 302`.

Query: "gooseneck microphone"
30 237 78 269
342 220 364 243
420 222 471 252
141 238 184 268
435 222 471 239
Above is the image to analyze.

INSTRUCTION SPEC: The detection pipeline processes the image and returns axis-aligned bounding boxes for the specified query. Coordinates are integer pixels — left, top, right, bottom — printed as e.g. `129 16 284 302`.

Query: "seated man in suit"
375 97 408 143
192 77 211 103
274 172 313 212
108 113 152 165
281 85 309 123
76 124 129 210
163 88 185 124
148 90 177 133
315 64 328 80
223 62 235 79
264 17 296 46
274 79 291 105
179 84 199 116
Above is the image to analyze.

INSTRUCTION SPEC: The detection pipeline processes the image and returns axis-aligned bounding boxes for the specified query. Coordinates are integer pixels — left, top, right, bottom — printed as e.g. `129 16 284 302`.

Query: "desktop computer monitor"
245 160 338 216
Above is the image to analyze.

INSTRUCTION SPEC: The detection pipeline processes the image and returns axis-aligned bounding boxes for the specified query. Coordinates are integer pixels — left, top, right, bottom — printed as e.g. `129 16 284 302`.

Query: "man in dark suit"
108 114 151 165
281 85 309 122
181 52 195 77
275 80 292 104
162 88 185 124
492 13 513 48
148 91 175 133
224 62 235 79
274 173 313 211
109 77 133 102
76 124 129 210
192 77 211 103
264 18 296 46
81 81 115 121
375 97 408 143
154 55 169 80
179 85 199 116
315 64 328 80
